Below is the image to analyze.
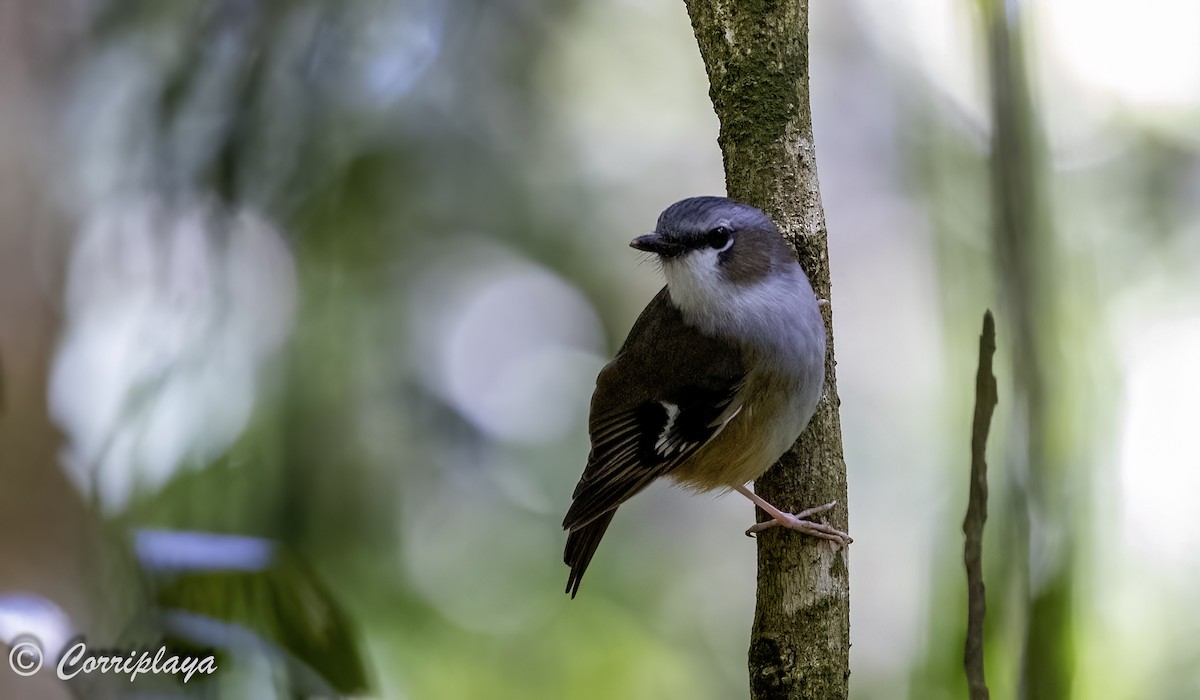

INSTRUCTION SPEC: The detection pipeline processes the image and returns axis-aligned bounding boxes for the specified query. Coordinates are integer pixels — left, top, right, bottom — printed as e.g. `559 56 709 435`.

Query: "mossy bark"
682 2 850 699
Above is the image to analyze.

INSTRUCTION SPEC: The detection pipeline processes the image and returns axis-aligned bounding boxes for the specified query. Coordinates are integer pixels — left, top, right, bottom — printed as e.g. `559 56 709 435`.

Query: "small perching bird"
563 196 851 597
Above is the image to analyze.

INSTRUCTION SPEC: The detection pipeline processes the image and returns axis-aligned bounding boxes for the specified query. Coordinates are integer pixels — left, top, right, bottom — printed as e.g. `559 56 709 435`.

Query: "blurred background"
1 0 1198 698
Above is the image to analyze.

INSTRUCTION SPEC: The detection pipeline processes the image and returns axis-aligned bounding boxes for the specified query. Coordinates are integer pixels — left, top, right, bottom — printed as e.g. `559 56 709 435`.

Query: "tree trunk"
682 2 850 699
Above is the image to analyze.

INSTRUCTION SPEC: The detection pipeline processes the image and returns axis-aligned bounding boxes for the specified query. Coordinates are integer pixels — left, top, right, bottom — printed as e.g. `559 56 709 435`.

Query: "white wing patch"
655 402 681 455
652 399 739 459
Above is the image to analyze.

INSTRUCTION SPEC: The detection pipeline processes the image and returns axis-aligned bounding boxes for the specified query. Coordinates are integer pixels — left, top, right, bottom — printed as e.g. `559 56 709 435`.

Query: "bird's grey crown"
655 196 776 241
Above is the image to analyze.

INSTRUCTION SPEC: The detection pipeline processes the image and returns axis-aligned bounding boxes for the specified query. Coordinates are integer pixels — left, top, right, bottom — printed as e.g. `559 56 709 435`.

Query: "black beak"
630 232 685 257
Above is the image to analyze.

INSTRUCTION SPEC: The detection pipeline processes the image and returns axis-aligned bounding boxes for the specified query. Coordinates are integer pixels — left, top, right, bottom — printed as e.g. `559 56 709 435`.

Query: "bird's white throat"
663 250 819 365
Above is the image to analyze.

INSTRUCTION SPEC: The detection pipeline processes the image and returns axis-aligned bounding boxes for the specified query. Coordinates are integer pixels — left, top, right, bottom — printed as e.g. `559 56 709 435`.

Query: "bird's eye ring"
707 226 733 251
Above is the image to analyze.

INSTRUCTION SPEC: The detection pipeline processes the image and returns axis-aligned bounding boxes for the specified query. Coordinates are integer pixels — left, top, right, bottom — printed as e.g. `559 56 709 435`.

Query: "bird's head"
630 196 798 297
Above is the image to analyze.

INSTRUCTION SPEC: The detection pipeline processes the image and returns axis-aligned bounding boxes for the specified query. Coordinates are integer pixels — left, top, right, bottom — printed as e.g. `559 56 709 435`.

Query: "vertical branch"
981 1 1073 696
964 311 997 700
682 2 850 699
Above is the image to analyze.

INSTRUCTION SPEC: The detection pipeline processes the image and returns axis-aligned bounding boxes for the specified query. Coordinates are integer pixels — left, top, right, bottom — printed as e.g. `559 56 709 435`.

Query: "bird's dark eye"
707 226 732 250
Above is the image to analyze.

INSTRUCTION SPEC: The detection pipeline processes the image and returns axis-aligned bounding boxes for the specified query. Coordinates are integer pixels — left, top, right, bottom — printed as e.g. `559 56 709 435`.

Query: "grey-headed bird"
563 196 851 597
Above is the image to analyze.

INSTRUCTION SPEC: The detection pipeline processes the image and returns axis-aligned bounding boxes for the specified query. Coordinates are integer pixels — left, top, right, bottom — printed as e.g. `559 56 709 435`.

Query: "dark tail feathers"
563 510 616 598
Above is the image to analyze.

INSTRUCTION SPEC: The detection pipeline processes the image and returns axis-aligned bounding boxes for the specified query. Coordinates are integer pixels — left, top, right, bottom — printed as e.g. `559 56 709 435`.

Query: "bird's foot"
744 500 852 547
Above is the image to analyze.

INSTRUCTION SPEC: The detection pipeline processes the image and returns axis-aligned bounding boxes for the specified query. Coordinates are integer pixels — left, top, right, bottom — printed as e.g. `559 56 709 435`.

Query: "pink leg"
734 485 853 547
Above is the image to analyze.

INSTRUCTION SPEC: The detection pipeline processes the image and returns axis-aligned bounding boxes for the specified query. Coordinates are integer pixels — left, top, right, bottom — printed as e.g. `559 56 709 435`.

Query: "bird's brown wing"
563 287 746 596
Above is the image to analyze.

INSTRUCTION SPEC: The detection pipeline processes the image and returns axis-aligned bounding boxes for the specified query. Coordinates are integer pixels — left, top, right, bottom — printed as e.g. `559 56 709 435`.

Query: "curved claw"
744 513 853 548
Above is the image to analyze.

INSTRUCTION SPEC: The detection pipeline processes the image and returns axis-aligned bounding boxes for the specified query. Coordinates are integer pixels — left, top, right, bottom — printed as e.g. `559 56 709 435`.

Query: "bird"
562 196 852 598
